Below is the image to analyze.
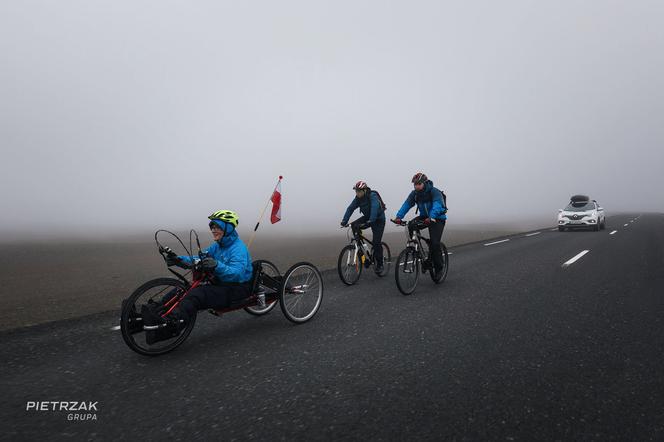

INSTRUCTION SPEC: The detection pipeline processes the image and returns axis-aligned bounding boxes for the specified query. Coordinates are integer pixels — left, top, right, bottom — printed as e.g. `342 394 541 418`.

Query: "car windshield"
565 202 595 212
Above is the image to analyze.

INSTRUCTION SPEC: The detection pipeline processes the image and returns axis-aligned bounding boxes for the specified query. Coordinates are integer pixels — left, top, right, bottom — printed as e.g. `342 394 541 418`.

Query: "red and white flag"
270 177 282 224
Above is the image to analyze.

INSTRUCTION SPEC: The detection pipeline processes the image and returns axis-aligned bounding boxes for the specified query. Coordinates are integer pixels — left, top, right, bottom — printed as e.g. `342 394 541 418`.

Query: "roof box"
570 194 590 203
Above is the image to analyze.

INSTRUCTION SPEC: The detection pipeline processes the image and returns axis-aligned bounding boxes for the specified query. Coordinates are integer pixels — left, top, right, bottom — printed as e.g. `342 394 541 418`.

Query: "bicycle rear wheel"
280 262 324 323
430 243 449 284
120 278 196 356
395 247 420 295
375 242 391 277
337 244 362 285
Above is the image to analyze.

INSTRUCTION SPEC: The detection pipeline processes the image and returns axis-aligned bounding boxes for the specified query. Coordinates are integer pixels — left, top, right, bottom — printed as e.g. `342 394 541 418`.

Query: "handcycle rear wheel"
337 244 362 285
244 260 281 316
280 262 324 323
395 247 420 295
120 278 197 356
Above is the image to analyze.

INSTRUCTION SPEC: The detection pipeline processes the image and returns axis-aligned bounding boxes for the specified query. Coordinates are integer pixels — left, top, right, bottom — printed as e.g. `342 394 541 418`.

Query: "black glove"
200 257 218 271
340 221 348 227
165 253 180 267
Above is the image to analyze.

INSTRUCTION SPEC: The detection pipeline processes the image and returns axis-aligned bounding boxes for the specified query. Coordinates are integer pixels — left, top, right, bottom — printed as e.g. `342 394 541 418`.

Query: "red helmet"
353 181 368 190
412 172 428 184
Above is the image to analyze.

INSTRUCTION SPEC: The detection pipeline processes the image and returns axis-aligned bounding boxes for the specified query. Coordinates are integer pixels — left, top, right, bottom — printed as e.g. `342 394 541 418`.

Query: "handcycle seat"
211 263 281 314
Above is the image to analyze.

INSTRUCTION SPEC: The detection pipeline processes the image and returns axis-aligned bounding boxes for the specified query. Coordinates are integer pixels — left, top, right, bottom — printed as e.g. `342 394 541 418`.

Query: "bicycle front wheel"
395 247 420 295
337 244 362 285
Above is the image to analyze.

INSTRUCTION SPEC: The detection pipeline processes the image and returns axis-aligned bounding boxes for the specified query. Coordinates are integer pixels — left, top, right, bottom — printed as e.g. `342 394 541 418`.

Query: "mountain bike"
392 219 449 295
337 224 391 285
120 229 324 356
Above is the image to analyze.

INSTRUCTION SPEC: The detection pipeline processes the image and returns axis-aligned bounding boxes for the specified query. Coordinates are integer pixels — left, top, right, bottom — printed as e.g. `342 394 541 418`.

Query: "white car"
557 195 606 231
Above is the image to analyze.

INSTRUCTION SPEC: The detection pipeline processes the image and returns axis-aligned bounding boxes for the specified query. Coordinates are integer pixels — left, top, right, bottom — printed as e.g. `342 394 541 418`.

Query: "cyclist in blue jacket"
164 210 253 326
340 181 387 273
393 173 447 279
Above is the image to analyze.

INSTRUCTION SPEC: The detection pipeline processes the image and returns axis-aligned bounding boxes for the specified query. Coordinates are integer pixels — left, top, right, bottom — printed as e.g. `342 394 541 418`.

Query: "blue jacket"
396 180 447 221
342 190 386 225
179 222 253 283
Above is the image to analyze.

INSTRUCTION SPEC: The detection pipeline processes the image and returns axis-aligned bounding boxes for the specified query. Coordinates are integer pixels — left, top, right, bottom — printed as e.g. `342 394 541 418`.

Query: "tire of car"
558 226 564 232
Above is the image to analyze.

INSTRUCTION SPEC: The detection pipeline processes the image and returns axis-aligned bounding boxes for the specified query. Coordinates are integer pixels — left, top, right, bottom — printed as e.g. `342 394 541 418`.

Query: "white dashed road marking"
609 230 617 235
484 239 510 246
624 224 629 227
111 325 121 331
562 250 590 268
525 232 541 237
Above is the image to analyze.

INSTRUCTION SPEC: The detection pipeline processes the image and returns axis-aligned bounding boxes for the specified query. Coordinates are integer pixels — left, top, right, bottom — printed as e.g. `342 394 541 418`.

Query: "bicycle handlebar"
391 218 436 227
341 223 370 230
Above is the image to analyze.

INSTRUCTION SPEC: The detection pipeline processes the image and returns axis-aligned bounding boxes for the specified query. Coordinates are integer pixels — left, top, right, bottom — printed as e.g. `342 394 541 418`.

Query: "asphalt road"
2 213 663 441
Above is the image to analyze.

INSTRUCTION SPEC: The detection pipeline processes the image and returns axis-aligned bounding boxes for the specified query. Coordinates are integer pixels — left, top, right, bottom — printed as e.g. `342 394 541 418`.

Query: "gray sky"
1 1 663 238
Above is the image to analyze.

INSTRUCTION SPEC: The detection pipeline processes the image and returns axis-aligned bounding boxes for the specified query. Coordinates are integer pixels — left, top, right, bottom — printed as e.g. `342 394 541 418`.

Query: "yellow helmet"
208 210 239 228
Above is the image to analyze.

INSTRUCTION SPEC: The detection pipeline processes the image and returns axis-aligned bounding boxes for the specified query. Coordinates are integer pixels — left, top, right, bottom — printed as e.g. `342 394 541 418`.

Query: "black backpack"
362 189 386 220
371 190 387 212
415 188 448 215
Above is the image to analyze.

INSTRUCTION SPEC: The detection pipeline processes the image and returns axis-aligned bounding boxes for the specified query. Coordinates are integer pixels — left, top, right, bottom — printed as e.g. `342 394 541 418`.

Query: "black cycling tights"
409 217 446 271
167 283 251 322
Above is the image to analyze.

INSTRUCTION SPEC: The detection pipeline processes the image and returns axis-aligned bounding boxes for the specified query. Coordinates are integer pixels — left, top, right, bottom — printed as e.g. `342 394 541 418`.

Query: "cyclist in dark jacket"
340 181 387 273
393 173 447 278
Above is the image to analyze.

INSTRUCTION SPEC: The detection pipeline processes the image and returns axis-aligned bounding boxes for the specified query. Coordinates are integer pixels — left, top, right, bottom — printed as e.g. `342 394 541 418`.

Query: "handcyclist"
392 173 447 279
340 181 387 273
162 210 254 328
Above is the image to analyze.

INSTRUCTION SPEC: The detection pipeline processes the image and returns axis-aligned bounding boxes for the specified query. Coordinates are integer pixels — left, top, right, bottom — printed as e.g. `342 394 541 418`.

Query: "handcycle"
391 219 449 295
337 223 391 285
120 229 324 356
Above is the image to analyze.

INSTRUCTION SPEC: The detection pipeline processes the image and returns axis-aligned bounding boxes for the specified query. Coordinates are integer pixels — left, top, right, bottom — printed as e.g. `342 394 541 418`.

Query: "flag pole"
247 176 282 250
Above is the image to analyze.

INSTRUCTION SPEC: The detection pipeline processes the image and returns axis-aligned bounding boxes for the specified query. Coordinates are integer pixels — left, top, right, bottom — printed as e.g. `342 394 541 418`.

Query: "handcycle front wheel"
120 277 197 356
244 260 281 316
337 244 362 285
430 243 449 284
280 262 324 323
395 247 420 295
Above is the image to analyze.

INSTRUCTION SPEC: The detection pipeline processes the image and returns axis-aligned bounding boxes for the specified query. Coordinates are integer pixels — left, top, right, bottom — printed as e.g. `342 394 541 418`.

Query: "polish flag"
270 177 282 224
